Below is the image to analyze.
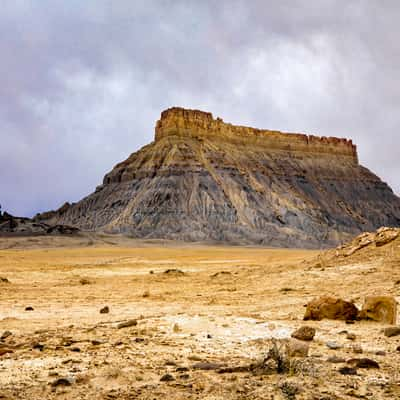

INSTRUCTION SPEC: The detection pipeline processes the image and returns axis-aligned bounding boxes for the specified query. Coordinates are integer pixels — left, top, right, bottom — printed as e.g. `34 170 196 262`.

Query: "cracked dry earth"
0 236 399 399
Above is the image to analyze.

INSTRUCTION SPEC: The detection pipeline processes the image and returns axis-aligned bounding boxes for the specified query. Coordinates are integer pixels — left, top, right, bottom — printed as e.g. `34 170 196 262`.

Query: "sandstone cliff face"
38 107 400 247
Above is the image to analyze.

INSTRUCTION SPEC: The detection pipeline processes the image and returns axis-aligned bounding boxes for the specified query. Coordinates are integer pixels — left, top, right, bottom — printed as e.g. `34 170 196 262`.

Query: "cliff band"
38 107 400 247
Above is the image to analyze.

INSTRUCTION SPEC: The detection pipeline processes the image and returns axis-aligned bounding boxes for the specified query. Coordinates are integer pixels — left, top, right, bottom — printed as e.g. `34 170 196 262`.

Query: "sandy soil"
0 235 399 399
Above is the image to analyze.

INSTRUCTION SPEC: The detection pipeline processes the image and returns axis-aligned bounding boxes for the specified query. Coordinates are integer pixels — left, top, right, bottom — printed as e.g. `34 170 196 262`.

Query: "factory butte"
37 107 400 248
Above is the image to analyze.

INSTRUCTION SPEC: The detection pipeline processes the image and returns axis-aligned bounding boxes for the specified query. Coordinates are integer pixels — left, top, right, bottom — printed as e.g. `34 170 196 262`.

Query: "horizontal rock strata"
37 107 400 248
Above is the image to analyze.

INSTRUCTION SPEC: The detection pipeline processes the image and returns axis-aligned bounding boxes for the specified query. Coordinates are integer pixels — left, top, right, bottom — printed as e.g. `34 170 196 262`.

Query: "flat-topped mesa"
155 107 358 162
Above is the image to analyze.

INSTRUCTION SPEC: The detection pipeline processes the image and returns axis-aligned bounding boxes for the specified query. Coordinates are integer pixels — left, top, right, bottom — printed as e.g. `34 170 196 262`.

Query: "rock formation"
37 107 400 247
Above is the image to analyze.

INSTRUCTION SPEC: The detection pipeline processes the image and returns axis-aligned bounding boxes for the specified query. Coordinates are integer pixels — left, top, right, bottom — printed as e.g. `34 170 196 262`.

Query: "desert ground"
0 234 399 399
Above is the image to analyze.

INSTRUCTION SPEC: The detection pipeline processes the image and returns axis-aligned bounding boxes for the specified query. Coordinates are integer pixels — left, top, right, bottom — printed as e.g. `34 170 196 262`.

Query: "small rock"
0 331 12 341
188 355 202 361
206 334 212 339
51 377 73 387
117 319 137 329
396 345 400 352
291 326 316 341
32 343 45 351
163 269 185 276
176 367 189 372
0 277 10 283
192 362 224 371
352 344 363 354
160 374 175 382
100 306 109 314
339 366 357 375
70 347 81 352
326 341 342 350
173 323 181 333
165 360 177 366
25 306 34 311
383 326 400 337
91 340 104 346
347 358 379 369
287 338 309 357
346 333 356 341
375 350 386 356
0 348 13 356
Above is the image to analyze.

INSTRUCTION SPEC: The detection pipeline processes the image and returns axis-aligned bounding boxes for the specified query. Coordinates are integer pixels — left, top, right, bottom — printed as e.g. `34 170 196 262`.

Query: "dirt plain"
0 233 399 399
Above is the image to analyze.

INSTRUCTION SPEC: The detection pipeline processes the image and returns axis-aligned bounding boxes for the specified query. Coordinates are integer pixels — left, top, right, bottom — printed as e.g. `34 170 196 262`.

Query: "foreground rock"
36 107 400 248
383 326 400 337
291 326 316 341
304 296 358 321
358 296 397 324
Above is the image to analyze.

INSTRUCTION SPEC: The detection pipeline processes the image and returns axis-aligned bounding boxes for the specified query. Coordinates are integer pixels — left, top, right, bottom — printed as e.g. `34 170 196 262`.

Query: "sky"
1 0 400 217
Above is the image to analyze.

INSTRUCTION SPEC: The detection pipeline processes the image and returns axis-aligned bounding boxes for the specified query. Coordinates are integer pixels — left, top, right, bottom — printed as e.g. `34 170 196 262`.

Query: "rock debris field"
0 232 399 399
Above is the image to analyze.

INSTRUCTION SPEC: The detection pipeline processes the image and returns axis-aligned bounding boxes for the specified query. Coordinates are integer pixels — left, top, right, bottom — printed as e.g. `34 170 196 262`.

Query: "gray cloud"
1 0 399 216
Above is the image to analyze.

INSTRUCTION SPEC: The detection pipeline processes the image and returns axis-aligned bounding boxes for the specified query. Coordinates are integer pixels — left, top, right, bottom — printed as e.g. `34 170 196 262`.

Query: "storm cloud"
1 0 399 217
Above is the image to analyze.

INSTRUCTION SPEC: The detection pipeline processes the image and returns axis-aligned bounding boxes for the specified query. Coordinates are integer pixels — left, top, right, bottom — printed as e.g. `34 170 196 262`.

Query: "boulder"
287 338 309 357
303 296 358 321
383 326 400 337
358 296 397 324
291 326 316 341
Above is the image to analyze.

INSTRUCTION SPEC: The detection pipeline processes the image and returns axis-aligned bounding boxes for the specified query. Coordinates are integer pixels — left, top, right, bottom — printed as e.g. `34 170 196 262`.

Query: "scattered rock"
303 296 358 321
339 366 357 375
100 306 109 314
192 362 224 371
375 227 400 246
358 296 397 324
160 374 175 382
287 338 309 357
79 278 92 285
163 269 185 276
211 271 232 278
25 306 34 311
347 358 379 369
117 319 137 329
291 326 316 341
346 332 356 340
51 377 73 387
176 367 189 372
0 277 9 284
0 331 12 341
173 323 181 333
32 343 45 351
383 326 400 337
91 340 105 346
188 355 202 361
326 341 342 350
0 348 13 356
